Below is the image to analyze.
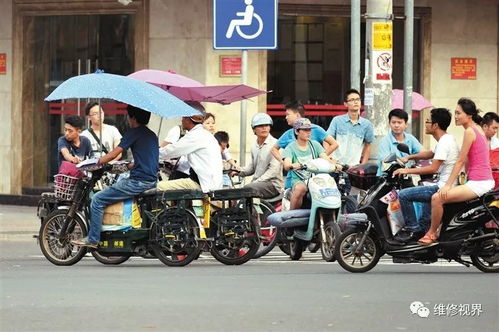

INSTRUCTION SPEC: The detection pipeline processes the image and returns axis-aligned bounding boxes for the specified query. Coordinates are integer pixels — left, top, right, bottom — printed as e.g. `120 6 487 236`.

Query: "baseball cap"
293 118 312 130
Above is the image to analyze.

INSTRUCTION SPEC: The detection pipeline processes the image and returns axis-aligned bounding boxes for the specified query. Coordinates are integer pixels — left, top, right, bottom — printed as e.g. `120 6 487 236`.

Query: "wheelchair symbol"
225 0 264 40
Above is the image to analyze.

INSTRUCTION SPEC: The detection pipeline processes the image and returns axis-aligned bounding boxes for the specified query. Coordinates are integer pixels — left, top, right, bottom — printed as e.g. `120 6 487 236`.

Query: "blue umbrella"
45 72 201 119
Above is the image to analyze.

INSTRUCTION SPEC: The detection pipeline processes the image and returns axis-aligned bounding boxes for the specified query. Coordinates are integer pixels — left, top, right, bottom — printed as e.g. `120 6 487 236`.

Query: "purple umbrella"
392 89 433 110
128 69 267 105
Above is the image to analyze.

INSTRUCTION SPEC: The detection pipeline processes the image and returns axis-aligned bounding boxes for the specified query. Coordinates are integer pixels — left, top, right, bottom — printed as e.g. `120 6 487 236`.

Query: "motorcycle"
268 158 350 261
334 144 499 273
38 161 261 267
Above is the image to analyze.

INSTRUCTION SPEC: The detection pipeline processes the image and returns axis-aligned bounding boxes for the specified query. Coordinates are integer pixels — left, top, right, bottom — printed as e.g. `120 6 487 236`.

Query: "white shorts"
465 179 495 197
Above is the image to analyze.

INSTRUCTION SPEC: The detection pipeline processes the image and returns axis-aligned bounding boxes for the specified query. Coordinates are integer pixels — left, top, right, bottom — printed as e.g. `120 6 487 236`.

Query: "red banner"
0 54 6 75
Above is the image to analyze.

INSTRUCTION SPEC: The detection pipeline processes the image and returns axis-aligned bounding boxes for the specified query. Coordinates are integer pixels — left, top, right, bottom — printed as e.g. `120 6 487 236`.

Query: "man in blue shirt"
57 116 92 167
72 105 159 248
376 109 422 176
326 89 374 167
271 101 338 189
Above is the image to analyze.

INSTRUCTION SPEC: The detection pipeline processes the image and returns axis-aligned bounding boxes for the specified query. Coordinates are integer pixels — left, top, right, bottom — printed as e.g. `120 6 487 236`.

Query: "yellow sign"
373 23 393 50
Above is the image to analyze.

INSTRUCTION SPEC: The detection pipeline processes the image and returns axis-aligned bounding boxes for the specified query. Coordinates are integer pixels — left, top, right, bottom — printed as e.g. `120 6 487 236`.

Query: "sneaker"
71 237 98 249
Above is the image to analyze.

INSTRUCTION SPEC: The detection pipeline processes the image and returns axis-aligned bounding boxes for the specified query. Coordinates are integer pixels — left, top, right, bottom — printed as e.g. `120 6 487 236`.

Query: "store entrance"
25 14 134 187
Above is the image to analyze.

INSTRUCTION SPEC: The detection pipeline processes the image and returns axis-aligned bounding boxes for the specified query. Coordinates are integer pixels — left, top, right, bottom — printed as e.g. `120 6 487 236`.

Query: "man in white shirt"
158 103 223 193
235 113 283 198
392 108 460 243
159 124 190 179
481 112 499 150
81 102 122 160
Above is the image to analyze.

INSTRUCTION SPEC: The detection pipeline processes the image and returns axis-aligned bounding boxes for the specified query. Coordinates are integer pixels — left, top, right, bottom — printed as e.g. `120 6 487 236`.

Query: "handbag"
58 160 84 178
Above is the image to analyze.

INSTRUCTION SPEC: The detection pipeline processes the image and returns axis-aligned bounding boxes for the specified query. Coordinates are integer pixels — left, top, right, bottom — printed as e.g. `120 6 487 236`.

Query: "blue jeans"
88 178 156 243
398 185 438 232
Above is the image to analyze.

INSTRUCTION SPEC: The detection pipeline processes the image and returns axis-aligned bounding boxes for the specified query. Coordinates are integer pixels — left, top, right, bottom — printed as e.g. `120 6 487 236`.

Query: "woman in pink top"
419 98 494 245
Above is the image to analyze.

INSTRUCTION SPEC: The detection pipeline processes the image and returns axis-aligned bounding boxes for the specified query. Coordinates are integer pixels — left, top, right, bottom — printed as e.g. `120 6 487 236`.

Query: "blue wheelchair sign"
213 0 278 50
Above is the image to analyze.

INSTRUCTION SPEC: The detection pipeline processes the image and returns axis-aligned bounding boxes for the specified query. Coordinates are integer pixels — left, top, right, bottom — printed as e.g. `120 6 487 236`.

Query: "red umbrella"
392 89 432 110
128 69 267 105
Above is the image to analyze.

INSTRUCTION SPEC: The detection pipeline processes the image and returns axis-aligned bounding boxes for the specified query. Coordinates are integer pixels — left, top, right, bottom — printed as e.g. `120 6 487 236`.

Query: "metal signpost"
213 0 278 165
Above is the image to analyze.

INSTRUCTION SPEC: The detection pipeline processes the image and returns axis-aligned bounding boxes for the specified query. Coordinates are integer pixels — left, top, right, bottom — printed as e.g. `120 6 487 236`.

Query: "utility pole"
364 0 393 159
404 0 414 134
350 0 361 91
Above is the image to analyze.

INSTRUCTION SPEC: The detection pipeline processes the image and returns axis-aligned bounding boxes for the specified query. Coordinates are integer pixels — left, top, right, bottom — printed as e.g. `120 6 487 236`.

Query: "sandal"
417 232 438 246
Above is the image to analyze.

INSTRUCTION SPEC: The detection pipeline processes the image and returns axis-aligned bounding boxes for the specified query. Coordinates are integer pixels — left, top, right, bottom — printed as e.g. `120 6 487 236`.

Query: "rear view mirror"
397 143 410 154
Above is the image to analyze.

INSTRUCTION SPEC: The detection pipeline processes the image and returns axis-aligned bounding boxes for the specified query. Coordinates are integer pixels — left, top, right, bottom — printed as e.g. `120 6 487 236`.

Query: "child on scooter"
282 118 337 210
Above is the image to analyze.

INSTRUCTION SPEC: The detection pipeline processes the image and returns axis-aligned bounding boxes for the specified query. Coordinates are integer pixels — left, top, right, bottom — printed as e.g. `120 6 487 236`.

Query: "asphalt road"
1 205 498 332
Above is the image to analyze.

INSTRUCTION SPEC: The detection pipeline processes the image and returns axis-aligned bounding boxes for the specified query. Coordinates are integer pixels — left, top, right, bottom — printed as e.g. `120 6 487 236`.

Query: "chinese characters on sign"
0 54 6 75
220 56 242 76
372 23 392 83
451 58 477 80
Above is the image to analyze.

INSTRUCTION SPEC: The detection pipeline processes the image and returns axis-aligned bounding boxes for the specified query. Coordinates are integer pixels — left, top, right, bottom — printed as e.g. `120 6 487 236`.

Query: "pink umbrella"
129 69 204 88
392 89 433 110
128 69 267 105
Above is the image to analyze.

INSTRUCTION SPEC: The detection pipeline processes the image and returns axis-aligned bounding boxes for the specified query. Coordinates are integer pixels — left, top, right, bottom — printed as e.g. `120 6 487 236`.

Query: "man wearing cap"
158 102 223 192
270 101 338 190
233 112 283 198
283 118 336 210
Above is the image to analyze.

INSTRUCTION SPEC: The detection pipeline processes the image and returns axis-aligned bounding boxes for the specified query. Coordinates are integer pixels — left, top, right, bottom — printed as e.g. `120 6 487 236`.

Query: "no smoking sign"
377 52 391 71
373 50 392 83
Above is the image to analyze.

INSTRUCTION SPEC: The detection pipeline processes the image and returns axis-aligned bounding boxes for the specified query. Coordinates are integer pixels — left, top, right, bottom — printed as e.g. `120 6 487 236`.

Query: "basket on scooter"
347 163 378 190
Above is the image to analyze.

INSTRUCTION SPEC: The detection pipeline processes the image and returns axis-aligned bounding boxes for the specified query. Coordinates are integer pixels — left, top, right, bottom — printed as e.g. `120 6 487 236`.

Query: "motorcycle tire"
470 230 499 273
320 221 340 262
210 236 259 266
253 200 279 259
289 239 306 261
335 228 381 273
308 242 320 253
39 209 88 266
91 251 131 265
279 243 291 256
150 210 201 267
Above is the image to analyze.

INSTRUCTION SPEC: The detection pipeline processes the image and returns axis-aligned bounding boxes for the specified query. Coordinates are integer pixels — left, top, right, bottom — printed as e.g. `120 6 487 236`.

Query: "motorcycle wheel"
39 209 88 266
279 243 291 255
308 242 320 253
210 235 259 266
91 251 131 265
150 210 201 267
253 201 279 259
289 239 306 261
470 232 499 273
335 228 381 273
320 221 340 262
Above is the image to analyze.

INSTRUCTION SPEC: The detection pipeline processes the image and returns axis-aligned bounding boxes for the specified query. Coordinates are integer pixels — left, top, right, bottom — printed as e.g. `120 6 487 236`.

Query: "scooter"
268 158 349 261
335 144 499 273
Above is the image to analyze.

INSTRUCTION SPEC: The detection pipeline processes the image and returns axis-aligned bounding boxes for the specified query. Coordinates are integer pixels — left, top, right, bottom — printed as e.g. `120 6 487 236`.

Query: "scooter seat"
211 187 260 200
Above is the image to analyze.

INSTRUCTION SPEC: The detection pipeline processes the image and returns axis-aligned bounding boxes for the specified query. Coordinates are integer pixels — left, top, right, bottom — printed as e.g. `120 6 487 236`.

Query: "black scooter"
335 144 499 273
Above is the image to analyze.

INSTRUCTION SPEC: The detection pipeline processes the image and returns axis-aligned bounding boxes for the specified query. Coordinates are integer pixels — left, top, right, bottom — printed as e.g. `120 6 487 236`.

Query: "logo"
410 301 430 318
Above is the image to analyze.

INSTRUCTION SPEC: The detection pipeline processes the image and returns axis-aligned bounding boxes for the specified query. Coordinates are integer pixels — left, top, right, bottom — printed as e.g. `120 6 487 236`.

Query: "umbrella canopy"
45 72 201 119
128 69 204 89
128 69 268 105
392 89 433 111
